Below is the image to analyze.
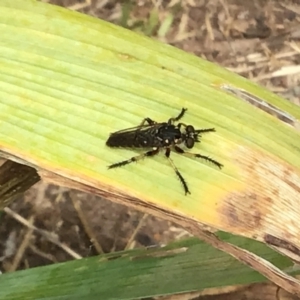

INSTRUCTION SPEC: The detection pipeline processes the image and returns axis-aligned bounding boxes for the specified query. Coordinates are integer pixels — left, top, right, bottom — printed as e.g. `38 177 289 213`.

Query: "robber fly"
106 108 223 195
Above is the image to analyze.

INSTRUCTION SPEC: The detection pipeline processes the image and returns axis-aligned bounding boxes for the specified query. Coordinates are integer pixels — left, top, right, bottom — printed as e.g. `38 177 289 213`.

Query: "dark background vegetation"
1 0 300 299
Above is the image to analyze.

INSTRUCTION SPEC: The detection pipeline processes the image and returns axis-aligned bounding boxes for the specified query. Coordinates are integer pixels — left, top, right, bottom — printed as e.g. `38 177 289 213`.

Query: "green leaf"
1 0 299 222
158 12 174 38
0 236 296 300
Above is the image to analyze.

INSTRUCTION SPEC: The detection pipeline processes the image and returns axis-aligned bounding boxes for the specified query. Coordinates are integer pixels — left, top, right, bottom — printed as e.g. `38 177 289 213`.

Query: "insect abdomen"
106 134 134 147
106 132 153 148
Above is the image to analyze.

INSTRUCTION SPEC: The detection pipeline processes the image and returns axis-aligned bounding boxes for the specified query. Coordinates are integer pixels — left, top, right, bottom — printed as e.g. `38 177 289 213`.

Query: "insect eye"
186 137 194 148
186 125 194 133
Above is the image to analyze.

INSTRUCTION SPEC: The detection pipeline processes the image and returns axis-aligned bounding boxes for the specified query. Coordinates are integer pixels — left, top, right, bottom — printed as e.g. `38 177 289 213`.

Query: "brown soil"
1 0 300 299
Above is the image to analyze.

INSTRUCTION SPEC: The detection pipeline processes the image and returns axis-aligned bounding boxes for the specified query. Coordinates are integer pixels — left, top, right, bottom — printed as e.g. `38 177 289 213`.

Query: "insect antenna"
195 128 216 134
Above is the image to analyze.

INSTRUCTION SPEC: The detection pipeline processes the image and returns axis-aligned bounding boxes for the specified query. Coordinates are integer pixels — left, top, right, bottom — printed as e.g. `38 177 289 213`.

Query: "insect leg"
177 122 187 130
132 118 157 139
168 108 187 124
165 148 190 195
174 146 223 169
108 148 159 169
139 117 156 127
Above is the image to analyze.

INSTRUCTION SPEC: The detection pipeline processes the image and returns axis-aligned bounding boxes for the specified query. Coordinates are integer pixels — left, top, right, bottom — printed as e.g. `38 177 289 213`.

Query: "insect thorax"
154 124 183 147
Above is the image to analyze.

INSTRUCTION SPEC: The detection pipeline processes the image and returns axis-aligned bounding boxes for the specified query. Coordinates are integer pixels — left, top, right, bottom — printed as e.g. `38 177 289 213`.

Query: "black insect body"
106 108 223 195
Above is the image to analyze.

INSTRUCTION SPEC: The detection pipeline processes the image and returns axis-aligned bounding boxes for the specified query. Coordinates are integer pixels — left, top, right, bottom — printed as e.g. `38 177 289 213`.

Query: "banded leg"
174 146 223 169
108 148 159 169
165 148 190 195
168 108 187 124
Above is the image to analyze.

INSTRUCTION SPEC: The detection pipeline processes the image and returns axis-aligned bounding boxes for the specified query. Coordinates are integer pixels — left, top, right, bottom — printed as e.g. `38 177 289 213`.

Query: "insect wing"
109 124 152 136
106 124 158 147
